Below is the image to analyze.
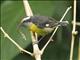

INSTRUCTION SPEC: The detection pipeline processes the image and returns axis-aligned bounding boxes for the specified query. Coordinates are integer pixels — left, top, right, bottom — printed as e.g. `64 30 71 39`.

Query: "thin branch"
78 39 80 60
23 0 33 16
70 0 78 60
72 21 80 26
23 0 42 60
41 6 72 54
30 31 41 60
76 22 80 26
0 27 33 56
35 32 38 41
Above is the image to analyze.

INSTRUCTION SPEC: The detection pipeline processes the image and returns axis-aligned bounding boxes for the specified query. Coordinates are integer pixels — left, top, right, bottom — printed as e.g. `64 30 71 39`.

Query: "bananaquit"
20 16 68 36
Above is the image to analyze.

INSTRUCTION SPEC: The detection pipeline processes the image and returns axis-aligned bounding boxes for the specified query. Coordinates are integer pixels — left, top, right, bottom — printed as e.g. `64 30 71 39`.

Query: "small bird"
20 16 69 36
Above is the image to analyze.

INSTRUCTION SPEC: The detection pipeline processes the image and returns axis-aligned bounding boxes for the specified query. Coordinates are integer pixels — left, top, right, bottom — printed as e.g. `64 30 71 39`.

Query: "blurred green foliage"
1 1 78 60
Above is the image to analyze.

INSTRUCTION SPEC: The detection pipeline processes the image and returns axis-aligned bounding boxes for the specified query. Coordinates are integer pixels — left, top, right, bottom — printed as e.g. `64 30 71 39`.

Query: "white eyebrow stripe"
22 16 31 21
21 16 31 23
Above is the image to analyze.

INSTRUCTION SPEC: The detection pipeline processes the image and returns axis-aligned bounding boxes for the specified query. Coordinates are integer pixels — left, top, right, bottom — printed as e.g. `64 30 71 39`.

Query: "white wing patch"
44 28 53 32
45 24 49 27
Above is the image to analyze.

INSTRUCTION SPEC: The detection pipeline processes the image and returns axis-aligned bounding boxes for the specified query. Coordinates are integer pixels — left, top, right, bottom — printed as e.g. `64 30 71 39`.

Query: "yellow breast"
29 23 47 36
30 24 38 32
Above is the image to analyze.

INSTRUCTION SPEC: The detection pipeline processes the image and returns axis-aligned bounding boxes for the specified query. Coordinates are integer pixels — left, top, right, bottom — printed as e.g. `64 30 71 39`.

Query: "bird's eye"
45 24 49 27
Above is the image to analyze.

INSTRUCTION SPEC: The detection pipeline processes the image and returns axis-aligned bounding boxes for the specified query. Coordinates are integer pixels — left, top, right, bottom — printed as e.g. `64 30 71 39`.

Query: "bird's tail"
55 21 69 27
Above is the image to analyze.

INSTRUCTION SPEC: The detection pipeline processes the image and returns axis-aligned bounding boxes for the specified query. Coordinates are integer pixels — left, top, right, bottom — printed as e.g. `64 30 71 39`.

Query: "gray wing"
31 16 58 28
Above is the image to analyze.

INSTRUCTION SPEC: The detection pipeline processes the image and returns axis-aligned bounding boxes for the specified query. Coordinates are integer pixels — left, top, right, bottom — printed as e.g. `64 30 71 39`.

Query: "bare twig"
41 6 72 54
0 27 33 56
72 21 80 26
31 32 41 60
70 0 78 60
76 22 80 26
78 38 80 60
23 0 33 16
35 32 38 41
23 0 42 60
